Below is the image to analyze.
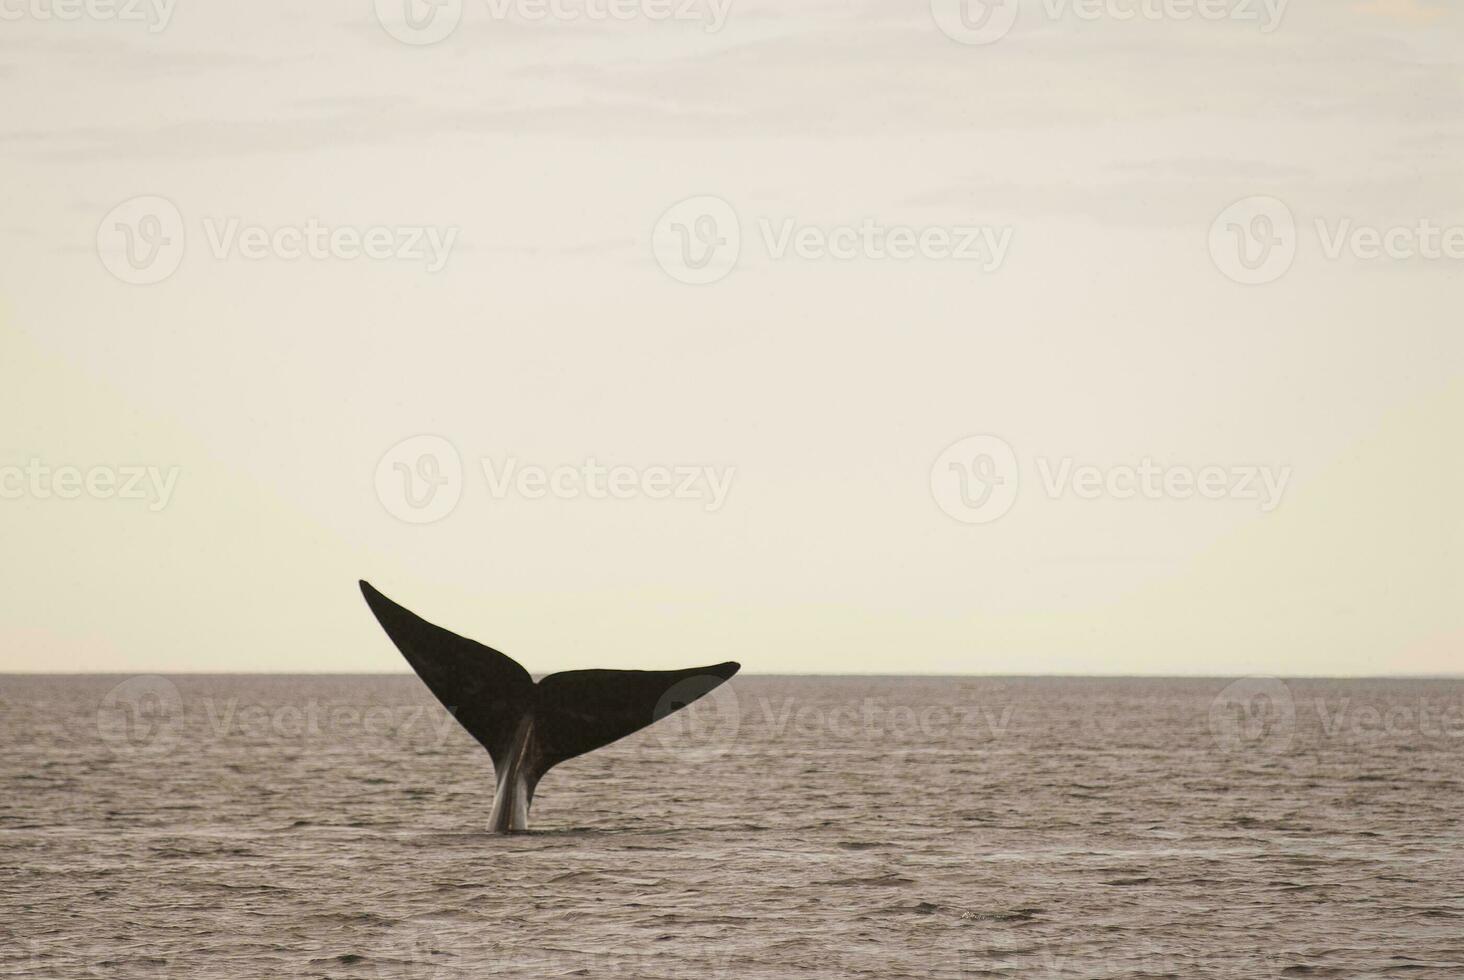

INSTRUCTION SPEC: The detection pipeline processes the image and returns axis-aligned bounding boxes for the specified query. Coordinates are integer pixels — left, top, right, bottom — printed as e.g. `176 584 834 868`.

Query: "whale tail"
358 580 739 831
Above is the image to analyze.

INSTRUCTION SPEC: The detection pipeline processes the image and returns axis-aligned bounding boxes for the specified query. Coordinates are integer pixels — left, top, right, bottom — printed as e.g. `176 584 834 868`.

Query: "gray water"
3 674 1463 978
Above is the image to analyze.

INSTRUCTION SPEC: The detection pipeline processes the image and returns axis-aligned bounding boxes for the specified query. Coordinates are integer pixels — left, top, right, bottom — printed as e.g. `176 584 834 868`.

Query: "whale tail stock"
357 580 740 831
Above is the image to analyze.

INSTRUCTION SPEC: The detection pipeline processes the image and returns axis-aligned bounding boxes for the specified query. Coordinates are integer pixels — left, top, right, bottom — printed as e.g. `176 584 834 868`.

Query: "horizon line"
3 670 1462 680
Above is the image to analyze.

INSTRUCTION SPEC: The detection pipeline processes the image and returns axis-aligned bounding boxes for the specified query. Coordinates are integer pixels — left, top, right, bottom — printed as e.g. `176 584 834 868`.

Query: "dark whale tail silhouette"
358 580 740 832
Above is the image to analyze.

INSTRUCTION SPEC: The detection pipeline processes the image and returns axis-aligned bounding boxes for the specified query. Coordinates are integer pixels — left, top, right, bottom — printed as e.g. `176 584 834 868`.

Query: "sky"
0 0 1459 675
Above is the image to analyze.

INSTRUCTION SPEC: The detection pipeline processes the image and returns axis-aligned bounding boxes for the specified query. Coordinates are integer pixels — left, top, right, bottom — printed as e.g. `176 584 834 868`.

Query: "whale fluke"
358 580 739 832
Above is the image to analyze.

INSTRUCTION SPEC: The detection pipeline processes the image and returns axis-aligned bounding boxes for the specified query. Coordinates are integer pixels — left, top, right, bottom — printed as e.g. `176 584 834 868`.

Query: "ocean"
3 674 1462 978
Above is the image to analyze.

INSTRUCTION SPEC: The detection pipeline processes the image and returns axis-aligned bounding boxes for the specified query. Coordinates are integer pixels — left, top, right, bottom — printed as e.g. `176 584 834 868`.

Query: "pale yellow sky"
0 0 1459 674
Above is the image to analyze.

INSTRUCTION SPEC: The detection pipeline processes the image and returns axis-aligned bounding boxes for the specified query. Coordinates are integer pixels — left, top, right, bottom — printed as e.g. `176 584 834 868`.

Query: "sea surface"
3 674 1463 979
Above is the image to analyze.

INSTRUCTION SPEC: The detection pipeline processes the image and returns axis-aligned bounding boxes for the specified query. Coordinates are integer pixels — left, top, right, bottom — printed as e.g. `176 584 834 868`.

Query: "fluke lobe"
358 580 740 833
